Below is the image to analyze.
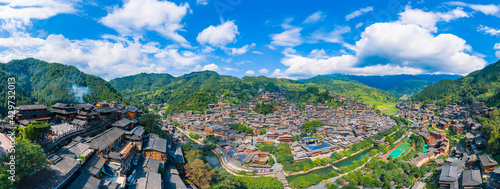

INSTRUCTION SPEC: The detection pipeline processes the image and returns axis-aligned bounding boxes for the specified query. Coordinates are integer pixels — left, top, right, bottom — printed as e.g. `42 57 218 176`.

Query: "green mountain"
387 80 434 99
110 72 387 114
316 74 461 98
413 59 500 107
0 58 123 117
301 76 397 108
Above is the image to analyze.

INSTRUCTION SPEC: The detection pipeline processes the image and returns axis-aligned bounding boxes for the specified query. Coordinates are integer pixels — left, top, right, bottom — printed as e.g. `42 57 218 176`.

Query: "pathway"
306 156 374 189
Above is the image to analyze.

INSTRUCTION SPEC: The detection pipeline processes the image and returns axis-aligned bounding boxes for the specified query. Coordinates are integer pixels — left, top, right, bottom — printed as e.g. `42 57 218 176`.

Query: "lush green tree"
0 166 14 189
211 167 241 189
302 120 325 133
259 128 266 135
17 122 50 141
188 132 200 139
254 102 275 115
138 113 165 137
3 139 48 179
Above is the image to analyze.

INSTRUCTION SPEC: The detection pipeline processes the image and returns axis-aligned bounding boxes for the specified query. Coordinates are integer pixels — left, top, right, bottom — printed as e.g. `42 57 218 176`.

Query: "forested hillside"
301 76 397 107
0 58 123 117
413 59 500 107
318 74 461 98
111 72 362 114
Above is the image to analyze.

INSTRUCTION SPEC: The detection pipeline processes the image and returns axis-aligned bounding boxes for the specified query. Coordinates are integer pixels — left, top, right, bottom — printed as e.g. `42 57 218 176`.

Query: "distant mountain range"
307 74 462 98
414 59 500 107
5 58 498 118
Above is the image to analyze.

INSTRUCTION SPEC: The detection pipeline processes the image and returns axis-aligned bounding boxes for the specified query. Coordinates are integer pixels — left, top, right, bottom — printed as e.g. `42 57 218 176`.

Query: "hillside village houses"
13 101 192 189
168 92 397 165
398 101 500 189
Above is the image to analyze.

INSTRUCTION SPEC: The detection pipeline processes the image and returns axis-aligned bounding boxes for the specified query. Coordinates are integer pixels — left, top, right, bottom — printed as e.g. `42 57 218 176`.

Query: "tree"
185 159 214 189
2 139 49 179
17 122 51 141
259 128 266 135
138 113 164 137
268 156 275 166
0 166 14 189
385 135 394 144
211 167 241 189
302 120 324 133
189 132 200 139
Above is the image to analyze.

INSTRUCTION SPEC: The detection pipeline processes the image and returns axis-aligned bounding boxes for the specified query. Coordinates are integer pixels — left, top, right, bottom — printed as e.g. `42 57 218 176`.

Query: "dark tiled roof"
87 127 124 151
68 172 101 189
81 155 107 176
439 165 459 182
143 135 167 153
16 104 48 111
461 170 482 187
16 156 80 189
478 154 498 167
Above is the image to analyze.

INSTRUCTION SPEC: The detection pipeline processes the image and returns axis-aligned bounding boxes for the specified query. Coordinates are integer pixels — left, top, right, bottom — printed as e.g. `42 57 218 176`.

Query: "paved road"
0 133 12 156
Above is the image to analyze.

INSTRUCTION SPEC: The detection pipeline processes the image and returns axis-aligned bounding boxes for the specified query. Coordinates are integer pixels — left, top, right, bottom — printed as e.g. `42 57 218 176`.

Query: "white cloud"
303 11 324 24
259 68 269 74
252 51 263 54
345 6 373 21
193 63 219 72
0 0 78 22
495 43 500 58
478 25 500 36
310 26 351 43
355 23 363 28
223 67 238 71
277 21 486 78
398 6 469 31
0 32 206 80
235 60 251 65
447 2 500 16
245 70 255 75
197 21 239 47
224 43 256 55
269 27 303 47
196 0 208 6
100 0 190 45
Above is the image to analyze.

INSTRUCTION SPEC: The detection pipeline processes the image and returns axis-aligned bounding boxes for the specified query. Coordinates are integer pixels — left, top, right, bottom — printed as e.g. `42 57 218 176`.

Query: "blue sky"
0 0 499 80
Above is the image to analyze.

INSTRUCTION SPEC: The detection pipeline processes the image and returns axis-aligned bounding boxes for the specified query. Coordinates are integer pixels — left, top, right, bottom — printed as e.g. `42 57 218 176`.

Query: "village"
0 91 499 189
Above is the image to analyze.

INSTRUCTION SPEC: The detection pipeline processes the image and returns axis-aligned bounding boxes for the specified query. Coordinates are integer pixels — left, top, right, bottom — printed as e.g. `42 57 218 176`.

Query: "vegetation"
302 76 397 107
289 171 339 188
414 59 500 107
189 131 201 139
0 166 14 188
15 122 51 141
482 110 500 160
0 58 123 117
1 139 49 179
228 124 254 134
138 113 166 138
254 102 275 115
109 71 402 115
186 159 215 189
302 120 324 133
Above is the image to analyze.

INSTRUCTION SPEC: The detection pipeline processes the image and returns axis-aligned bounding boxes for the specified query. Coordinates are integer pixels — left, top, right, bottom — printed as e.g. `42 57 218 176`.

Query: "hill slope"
0 58 123 117
301 76 397 108
319 74 461 98
413 59 500 107
110 72 390 114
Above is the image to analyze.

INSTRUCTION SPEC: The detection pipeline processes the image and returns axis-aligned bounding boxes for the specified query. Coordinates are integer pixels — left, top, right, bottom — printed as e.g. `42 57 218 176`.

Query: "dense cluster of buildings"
398 101 499 189
168 92 397 165
14 101 188 189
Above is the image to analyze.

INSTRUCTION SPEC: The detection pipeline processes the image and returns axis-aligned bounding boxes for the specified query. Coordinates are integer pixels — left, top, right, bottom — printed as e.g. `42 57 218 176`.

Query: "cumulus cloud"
259 68 269 74
303 11 325 24
447 2 500 16
193 63 219 72
0 33 206 80
277 20 486 78
224 43 256 55
310 26 351 43
245 70 255 75
345 6 373 21
252 51 263 55
269 27 303 48
100 0 190 45
478 25 500 36
0 0 78 22
495 43 500 58
197 21 239 47
398 6 469 31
